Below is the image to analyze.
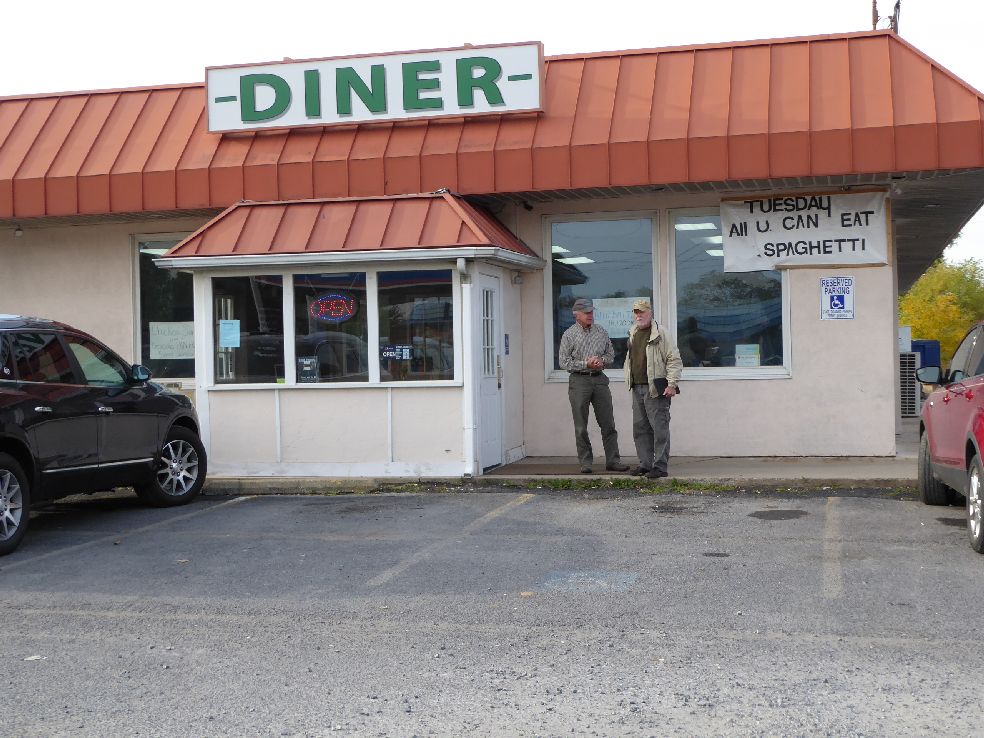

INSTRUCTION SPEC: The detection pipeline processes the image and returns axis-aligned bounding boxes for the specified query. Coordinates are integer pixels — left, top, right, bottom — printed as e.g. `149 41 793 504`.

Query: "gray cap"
571 297 594 313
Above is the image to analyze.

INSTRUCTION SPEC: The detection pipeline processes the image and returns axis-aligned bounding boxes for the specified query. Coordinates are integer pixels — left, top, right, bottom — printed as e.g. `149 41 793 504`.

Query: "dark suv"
0 315 207 555
916 322 984 555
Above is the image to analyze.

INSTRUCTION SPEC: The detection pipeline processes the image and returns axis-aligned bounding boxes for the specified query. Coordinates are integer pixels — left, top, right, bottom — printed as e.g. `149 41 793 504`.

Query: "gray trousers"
631 384 671 474
568 373 621 466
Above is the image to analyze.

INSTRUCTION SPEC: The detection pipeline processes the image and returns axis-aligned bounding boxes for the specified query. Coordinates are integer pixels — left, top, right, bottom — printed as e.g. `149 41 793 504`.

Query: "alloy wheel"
156 440 200 497
0 469 23 541
970 464 983 543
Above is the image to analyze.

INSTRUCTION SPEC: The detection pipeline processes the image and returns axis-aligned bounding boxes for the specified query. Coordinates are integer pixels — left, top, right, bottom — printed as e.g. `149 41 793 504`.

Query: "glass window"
138 239 194 379
964 329 984 379
294 273 369 383
212 276 284 384
550 218 653 370
64 336 129 387
12 333 76 384
674 214 783 368
948 328 978 383
0 335 13 381
378 270 454 382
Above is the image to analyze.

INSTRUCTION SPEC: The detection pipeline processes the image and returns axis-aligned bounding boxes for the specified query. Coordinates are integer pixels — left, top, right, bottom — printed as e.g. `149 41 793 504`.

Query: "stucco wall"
0 217 210 362
506 192 898 458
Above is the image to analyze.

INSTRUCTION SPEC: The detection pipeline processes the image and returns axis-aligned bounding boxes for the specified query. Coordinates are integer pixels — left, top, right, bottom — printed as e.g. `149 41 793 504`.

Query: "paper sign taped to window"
149 322 195 360
734 344 760 367
218 320 241 348
593 297 642 339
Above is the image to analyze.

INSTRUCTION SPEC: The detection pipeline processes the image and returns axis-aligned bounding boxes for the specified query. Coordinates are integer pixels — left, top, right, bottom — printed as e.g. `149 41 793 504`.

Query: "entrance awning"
155 191 543 270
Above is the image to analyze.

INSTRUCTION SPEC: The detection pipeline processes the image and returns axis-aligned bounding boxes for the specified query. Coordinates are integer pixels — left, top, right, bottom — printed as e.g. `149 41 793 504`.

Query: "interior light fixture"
551 245 571 254
674 223 717 231
700 235 723 244
557 256 595 265
705 249 724 257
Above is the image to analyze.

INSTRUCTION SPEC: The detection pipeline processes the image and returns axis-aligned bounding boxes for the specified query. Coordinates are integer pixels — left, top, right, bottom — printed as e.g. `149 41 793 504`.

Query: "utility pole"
872 0 879 30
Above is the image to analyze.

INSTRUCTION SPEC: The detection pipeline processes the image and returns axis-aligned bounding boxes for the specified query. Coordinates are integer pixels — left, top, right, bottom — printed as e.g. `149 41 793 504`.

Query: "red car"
917 323 984 554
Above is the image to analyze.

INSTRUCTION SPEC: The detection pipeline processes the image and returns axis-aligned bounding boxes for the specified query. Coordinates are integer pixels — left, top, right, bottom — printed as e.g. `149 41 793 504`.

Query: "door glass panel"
482 288 495 377
948 329 977 383
12 333 76 384
138 240 194 379
64 336 129 387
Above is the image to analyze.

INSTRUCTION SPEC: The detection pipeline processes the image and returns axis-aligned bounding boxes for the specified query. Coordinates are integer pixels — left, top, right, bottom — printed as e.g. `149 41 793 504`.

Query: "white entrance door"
478 274 503 471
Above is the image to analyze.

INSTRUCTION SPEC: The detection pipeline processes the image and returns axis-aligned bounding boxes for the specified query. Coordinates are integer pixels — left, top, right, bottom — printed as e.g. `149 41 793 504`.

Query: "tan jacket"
623 322 683 396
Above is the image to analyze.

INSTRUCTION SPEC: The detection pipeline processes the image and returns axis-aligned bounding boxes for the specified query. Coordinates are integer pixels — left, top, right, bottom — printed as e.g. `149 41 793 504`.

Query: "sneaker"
580 466 593 474
605 462 629 472
645 469 668 479
630 466 650 476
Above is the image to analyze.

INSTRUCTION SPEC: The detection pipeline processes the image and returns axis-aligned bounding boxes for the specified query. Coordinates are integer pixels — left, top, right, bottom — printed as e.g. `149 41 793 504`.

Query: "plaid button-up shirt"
558 322 615 372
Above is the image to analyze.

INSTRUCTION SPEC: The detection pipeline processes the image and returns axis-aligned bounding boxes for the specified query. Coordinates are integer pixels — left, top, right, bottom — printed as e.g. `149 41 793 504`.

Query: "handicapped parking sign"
820 276 855 320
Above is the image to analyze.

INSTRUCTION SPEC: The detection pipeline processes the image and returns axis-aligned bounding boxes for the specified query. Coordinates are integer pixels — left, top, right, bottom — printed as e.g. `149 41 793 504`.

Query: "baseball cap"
632 298 652 311
571 298 594 313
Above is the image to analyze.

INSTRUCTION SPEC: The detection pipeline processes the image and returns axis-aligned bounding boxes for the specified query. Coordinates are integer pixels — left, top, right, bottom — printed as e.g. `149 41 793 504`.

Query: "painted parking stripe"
1 496 253 572
366 493 535 588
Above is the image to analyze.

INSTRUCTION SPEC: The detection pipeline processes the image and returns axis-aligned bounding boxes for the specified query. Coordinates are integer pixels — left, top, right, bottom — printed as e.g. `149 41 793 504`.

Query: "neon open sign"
309 293 358 323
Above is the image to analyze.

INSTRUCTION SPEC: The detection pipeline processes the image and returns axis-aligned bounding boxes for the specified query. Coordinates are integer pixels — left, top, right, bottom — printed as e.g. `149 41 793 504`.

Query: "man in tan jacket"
623 298 683 479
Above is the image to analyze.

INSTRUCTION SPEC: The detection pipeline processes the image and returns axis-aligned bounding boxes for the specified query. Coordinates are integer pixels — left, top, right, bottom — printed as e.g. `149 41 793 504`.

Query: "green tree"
899 258 984 362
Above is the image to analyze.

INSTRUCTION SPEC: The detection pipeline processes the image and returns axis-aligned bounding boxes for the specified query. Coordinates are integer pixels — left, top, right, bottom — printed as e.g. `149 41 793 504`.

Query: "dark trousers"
568 373 621 466
632 384 671 474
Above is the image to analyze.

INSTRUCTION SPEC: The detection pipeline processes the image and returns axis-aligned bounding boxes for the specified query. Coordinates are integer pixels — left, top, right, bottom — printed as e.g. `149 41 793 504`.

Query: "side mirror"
131 364 152 382
915 365 942 385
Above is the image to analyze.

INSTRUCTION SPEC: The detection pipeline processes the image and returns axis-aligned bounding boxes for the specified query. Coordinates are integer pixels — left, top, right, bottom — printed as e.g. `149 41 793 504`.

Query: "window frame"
132 232 194 389
542 210 659 383
202 263 462 391
667 207 792 380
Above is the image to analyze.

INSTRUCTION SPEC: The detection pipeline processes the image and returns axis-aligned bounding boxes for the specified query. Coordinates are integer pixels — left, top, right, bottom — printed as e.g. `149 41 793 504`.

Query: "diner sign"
721 191 888 273
207 42 543 132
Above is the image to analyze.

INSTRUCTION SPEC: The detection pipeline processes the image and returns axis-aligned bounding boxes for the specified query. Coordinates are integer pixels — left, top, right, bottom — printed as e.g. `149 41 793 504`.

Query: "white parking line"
822 496 843 599
1 496 254 572
366 493 535 588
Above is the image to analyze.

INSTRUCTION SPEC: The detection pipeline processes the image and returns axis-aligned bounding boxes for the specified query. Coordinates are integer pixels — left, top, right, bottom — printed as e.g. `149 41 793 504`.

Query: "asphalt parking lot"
3 488 983 737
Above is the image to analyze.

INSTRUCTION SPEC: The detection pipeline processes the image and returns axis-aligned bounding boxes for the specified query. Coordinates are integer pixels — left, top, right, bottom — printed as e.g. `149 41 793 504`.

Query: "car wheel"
918 431 950 506
134 427 207 507
968 455 984 554
0 452 30 556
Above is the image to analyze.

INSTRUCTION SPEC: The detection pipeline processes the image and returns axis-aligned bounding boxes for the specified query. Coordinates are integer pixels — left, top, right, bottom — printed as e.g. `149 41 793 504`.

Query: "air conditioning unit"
899 351 920 418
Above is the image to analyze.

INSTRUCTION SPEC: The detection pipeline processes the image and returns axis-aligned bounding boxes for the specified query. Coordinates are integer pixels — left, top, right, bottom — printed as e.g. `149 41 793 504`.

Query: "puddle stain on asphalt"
749 509 808 521
936 517 965 528
702 552 730 558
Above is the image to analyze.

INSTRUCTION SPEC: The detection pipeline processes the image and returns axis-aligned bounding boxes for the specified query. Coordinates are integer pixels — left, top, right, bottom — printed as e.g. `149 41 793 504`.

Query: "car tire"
918 432 950 506
968 455 984 554
134 427 207 507
0 452 30 556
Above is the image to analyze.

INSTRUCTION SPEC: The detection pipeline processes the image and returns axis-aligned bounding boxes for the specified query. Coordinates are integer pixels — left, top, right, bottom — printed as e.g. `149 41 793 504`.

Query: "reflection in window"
0 335 13 380
12 333 76 384
674 214 782 368
378 270 453 382
138 240 194 379
212 276 284 384
294 273 369 383
64 336 128 386
550 218 653 370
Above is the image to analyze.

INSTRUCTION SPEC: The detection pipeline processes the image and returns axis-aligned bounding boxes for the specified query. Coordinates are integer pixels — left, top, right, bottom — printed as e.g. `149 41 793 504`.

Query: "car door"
10 331 101 496
928 327 979 469
61 334 161 484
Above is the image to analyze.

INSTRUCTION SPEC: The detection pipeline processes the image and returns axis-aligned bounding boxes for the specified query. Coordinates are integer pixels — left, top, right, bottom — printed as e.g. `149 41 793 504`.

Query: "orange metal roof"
3 31 984 219
164 192 536 259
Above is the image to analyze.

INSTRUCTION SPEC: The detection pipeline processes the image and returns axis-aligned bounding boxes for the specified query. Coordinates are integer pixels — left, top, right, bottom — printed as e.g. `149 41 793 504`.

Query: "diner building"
2 30 984 477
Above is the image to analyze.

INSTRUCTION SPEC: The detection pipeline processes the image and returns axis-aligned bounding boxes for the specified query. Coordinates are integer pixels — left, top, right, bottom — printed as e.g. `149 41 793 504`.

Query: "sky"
1 0 981 263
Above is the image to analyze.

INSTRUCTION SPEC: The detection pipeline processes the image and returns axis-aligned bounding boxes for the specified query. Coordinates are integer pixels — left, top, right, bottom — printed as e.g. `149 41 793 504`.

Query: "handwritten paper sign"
149 322 195 360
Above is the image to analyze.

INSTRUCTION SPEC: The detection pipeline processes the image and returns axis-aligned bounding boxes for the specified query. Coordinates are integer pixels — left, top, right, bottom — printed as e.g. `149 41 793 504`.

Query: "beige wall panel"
515 194 898 458
0 217 210 362
392 388 463 463
279 389 388 463
208 390 279 463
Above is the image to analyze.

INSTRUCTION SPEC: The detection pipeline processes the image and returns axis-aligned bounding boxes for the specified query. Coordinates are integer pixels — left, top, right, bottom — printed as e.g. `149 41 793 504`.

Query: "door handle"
34 406 52 413
97 406 114 414
496 356 502 389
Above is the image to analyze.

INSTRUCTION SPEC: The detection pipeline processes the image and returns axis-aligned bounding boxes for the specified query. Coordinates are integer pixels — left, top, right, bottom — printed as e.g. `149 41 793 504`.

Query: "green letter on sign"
403 60 442 111
240 74 292 122
456 57 504 108
336 65 387 116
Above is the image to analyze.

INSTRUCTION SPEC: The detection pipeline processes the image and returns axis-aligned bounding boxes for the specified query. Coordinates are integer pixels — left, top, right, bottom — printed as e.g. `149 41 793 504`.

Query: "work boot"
606 462 629 472
645 469 668 479
630 466 649 476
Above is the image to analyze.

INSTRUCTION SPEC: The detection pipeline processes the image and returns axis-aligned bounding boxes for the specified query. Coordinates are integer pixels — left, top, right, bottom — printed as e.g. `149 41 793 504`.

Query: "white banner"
722 192 888 273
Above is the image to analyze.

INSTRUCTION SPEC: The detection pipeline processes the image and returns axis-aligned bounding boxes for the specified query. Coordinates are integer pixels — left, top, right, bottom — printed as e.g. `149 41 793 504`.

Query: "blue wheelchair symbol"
829 294 845 310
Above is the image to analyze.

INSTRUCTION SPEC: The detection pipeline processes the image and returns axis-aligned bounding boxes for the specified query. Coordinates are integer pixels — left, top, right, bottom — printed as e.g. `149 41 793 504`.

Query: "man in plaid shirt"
558 298 629 474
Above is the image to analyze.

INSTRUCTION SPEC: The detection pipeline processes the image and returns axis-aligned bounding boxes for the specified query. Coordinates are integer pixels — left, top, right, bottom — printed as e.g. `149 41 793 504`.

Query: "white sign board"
734 344 761 367
820 276 855 320
593 297 641 339
207 42 543 132
722 192 888 272
149 322 195 360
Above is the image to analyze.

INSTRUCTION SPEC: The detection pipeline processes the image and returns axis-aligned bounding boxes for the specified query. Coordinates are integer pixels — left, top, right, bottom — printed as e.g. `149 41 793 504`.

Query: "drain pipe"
458 257 477 477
